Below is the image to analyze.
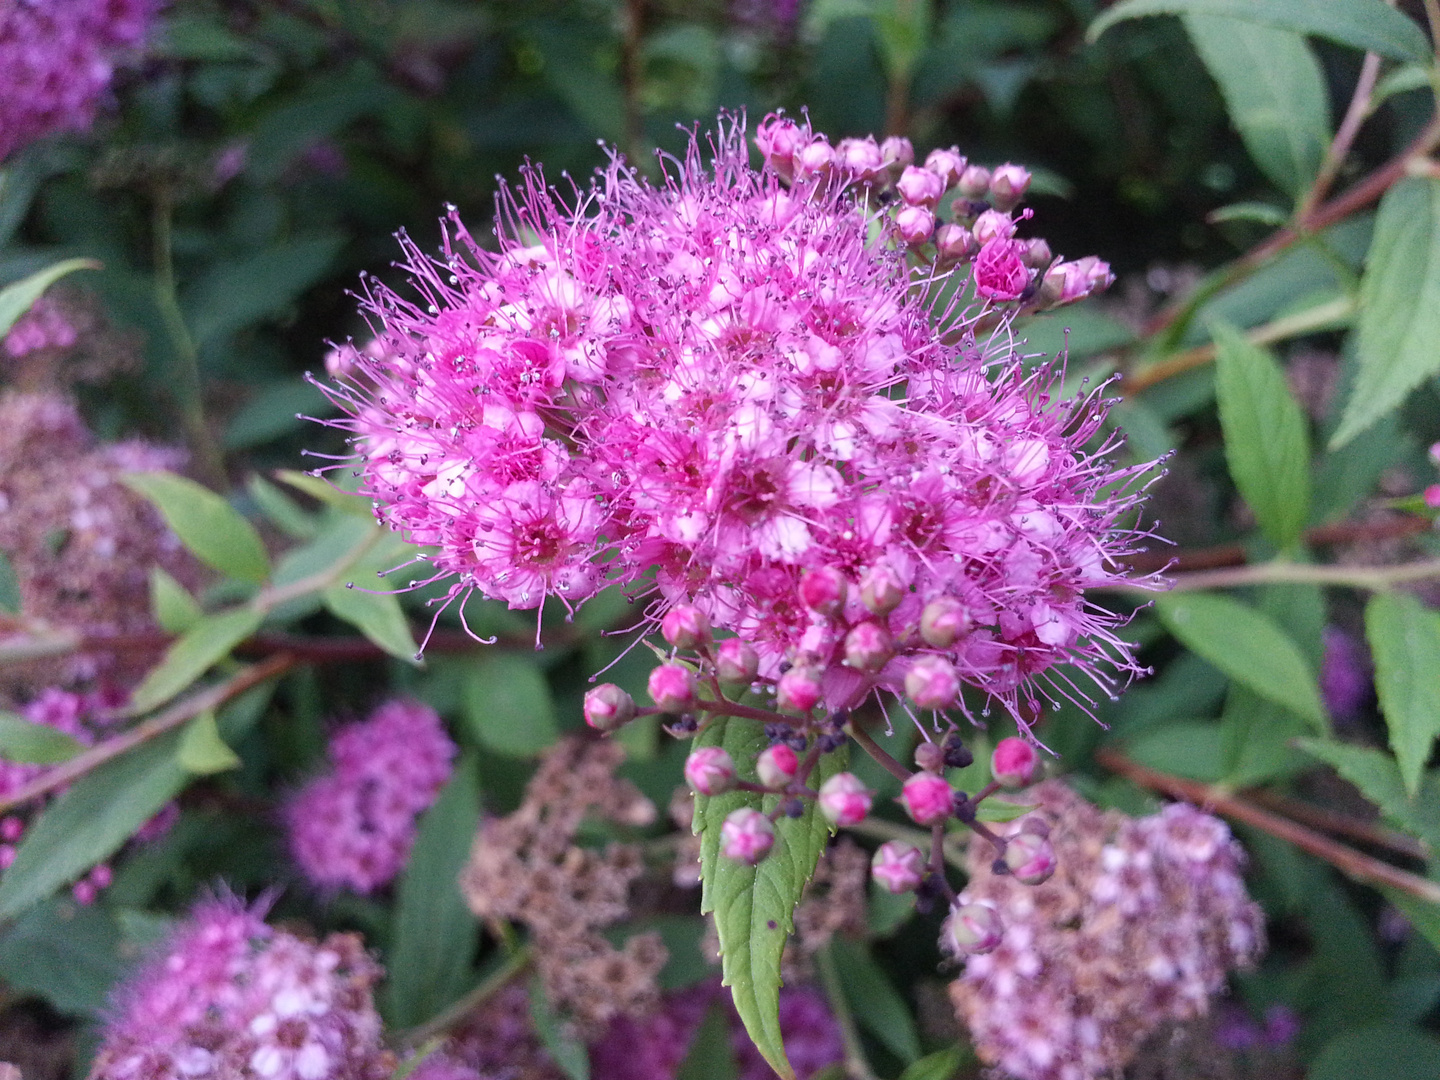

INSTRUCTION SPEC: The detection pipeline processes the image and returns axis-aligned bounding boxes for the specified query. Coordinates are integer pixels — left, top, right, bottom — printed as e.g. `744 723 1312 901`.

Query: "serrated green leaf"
0 729 189 920
828 939 921 1064
123 472 270 584
1088 0 1431 62
129 608 265 715
1308 1025 1440 1080
675 1002 740 1080
1210 321 1312 547
897 1046 964 1080
0 711 85 765
694 717 848 1080
462 654 558 757
0 258 100 337
1156 593 1326 729
0 550 18 613
1332 179 1440 447
178 710 241 775
1184 16 1327 197
1366 592 1440 797
528 976 590 1080
150 565 202 634
1296 740 1440 852
385 758 481 1027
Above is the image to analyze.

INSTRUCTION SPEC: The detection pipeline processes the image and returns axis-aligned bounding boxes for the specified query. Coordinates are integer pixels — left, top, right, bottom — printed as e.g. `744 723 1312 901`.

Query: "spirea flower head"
93 894 391 1080
284 699 456 894
0 0 161 162
324 113 1157 731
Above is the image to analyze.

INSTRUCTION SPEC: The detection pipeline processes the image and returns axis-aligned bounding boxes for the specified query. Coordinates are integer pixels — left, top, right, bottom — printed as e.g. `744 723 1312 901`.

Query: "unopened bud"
799 567 849 615
1040 260 1088 307
794 138 834 179
899 771 954 827
895 205 936 246
756 743 799 789
836 137 885 182
685 747 737 795
943 902 1003 956
776 664 824 714
715 637 759 685
905 655 961 710
924 147 966 188
720 808 775 865
914 741 946 773
956 164 992 199
859 563 905 615
871 841 926 893
920 596 971 647
844 621 894 673
817 772 872 826
1017 814 1051 840
988 163 1032 211
879 135 915 180
971 209 1015 244
896 165 945 208
584 683 637 732
755 114 806 182
991 736 1039 788
1003 832 1056 885
1426 484 1440 510
661 604 711 649
1022 237 1052 269
648 662 698 714
934 223 976 265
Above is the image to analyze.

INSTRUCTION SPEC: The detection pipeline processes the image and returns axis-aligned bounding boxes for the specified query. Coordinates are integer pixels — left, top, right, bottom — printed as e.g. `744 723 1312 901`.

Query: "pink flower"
776 665 824 714
871 841 926 893
900 771 954 826
905 655 961 710
897 166 945 207
973 238 1030 301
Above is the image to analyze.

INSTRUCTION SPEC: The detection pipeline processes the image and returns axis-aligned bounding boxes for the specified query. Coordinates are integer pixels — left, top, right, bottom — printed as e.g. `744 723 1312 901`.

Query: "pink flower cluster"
327 114 1156 727
0 0 160 162
284 699 456 894
93 895 392 1080
4 296 79 358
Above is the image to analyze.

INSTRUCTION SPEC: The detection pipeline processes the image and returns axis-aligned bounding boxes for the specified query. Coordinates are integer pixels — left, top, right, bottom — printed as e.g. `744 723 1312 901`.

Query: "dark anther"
914 873 943 915
817 733 847 753
785 733 809 752
764 723 787 745
825 708 850 731
777 660 792 674
780 797 805 818
664 714 698 736
942 732 974 769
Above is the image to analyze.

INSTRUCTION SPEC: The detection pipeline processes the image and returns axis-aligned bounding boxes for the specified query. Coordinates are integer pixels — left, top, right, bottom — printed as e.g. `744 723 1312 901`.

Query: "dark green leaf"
0 550 18 613
223 379 336 451
528 976 590 1080
828 939 921 1064
1210 321 1311 547
1366 592 1440 796
1380 889 1440 958
462 654 558 757
1219 686 1309 787
1296 740 1440 852
385 758 482 1027
1308 1025 1440 1080
178 710 241 775
129 608 265 715
156 13 258 60
0 898 126 1014
675 1002 740 1080
1332 179 1440 447
0 730 189 919
0 258 100 337
1123 721 1224 782
897 1046 964 1080
150 565 202 635
1183 16 1327 197
0 711 84 765
184 234 344 346
1155 593 1326 729
123 472 270 584
1089 0 1431 62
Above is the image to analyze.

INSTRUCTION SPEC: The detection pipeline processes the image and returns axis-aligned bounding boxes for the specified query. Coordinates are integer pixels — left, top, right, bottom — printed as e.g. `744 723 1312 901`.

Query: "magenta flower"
973 237 1030 300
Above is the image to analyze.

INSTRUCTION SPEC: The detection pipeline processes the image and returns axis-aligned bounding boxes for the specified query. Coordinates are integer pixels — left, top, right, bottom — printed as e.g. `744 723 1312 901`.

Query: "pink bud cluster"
92 895 392 1080
326 113 1157 739
284 699 456 894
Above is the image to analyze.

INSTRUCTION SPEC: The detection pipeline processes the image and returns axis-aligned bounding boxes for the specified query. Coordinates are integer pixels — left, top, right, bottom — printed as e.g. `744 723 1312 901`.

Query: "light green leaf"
150 566 202 635
0 550 19 613
1371 63 1435 110
1184 15 1328 197
123 472 270 584
0 258 100 338
247 475 320 541
1308 1025 1440 1080
1296 740 1440 852
1366 592 1440 797
528 976 590 1080
1088 0 1431 62
129 608 265 716
1332 179 1440 448
828 939 922 1064
1210 321 1312 548
0 729 189 920
874 0 934 82
178 710 241 775
462 655 558 758
0 711 85 765
897 1046 964 1080
694 717 848 1080
1156 593 1326 729
323 533 419 666
1209 201 1289 227
675 1002 740 1080
1123 721 1224 782
385 758 482 1028
273 468 374 517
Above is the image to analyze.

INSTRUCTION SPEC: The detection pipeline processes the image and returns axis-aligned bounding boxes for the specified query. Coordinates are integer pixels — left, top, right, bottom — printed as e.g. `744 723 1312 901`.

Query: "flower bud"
914 741 946 773
817 772 872 826
956 164 992 199
685 747 737 795
896 165 945 208
1017 814 1051 839
836 137 884 182
799 566 848 615
1072 254 1114 293
934 223 976 265
757 743 799 789
1426 484 1440 510
844 621 894 673
895 205 936 246
924 147 966 188
859 563 905 615
776 664 823 714
0 817 23 843
991 736 1039 788
584 683 637 732
720 808 775 865
943 902 1003 956
1003 832 1056 885
1040 260 1088 307
715 637 759 685
661 604 711 649
988 163 1032 211
905 655 960 710
793 138 834 179
755 114 806 181
1022 237 1052 270
648 662 698 714
879 135 915 180
919 596 971 648
899 771 954 827
971 209 1015 245
871 841 926 893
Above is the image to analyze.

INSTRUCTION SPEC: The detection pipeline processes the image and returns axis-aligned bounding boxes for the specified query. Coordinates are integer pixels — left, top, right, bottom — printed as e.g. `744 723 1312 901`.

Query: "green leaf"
0 899 126 1014
1308 1025 1440 1080
155 13 258 61
150 566 202 635
122 472 270 584
1123 721 1225 782
273 468 374 517
1088 0 1431 62
1331 179 1440 447
1183 15 1327 198
223 379 337 451
1219 686 1309 787
0 729 189 920
675 1002 740 1080
129 608 265 715
694 717 848 1080
0 258 100 337
0 550 19 613
897 1046 964 1080
1209 201 1289 227
1371 63 1435 110
1155 593 1326 729
385 758 482 1028
1380 888 1440 958
247 475 320 541
184 234 345 347
0 710 84 765
1296 740 1440 852
1366 592 1440 797
828 939 922 1064
462 654 558 758
874 0 934 82
528 976 590 1080
322 535 419 664
1210 321 1312 547
178 710 241 775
